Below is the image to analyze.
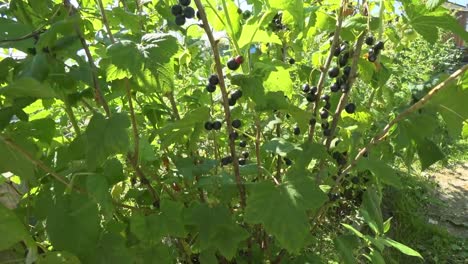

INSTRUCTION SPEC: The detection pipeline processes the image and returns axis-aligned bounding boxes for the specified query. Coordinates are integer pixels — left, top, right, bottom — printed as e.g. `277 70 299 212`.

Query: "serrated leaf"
107 40 143 75
0 136 37 183
0 204 33 250
262 138 300 157
425 0 446 11
245 179 327 253
84 113 130 170
0 78 55 98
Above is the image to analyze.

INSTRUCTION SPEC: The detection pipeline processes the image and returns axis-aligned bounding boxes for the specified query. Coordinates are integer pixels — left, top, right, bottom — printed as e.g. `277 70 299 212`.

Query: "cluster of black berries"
206 74 219 93
365 35 384 62
221 150 249 166
204 120 222 131
269 12 286 31
301 83 318 103
227 55 244 71
221 119 249 167
332 151 348 166
171 0 195 26
228 89 243 106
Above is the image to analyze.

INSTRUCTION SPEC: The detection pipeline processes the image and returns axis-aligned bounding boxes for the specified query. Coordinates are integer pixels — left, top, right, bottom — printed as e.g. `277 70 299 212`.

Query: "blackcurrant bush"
212 120 222 130
208 74 219 85
302 84 310 93
374 41 384 50
206 83 216 93
227 58 240 70
328 67 339 78
175 15 186 26
345 102 356 114
365 35 374 46
320 109 329 119
179 0 191 6
228 97 237 106
204 121 213 130
232 119 241 128
184 7 195 18
171 5 183 16
229 131 239 140
239 140 247 148
231 89 243 100
306 92 317 102
242 151 249 158
293 126 300 135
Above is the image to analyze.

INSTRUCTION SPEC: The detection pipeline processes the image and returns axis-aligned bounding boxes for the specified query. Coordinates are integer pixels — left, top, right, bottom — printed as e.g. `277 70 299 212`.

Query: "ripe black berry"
328 192 340 201
365 35 374 46
331 82 340 92
232 119 241 128
323 128 331 136
306 92 317 102
179 0 191 6
320 109 329 119
239 140 247 148
227 58 240 70
339 53 349 67
343 66 351 77
171 5 183 16
184 7 195 19
368 51 377 62
293 126 300 135
309 118 317 126
242 151 249 158
221 156 233 166
204 121 213 130
238 158 246 165
328 67 339 78
243 10 251 19
288 58 295 65
333 47 341 57
196 10 201 19
228 97 237 106
208 74 219 85
175 15 186 26
302 84 310 93
310 86 318 94
374 41 384 51
351 176 359 184
345 103 356 114
206 83 216 93
321 122 329 129
231 89 243 100
212 121 222 130
229 131 239 140
324 101 331 110
283 157 292 166
321 94 330 101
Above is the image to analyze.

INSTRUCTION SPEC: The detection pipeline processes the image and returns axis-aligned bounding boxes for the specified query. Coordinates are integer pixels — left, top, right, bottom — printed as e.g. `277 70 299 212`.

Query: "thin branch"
193 0 246 208
167 91 181 120
125 79 140 164
308 0 346 141
272 249 287 264
255 115 263 180
95 0 116 43
64 102 81 136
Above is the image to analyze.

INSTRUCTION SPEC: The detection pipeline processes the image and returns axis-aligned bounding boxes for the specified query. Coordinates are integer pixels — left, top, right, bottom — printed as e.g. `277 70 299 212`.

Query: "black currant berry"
320 109 329 119
333 47 341 57
321 122 329 129
179 0 191 6
293 126 300 135
328 67 340 78
331 82 340 92
339 53 349 67
237 8 242 14
239 140 247 148
242 151 249 158
283 157 292 166
345 103 356 114
321 94 330 101
228 97 237 106
324 101 331 110
212 121 222 130
171 5 183 16
175 15 186 26
243 10 251 19
310 86 318 94
196 10 201 19
206 83 216 93
208 74 219 85
368 51 377 62
365 35 374 46
229 131 239 140
351 176 359 184
340 83 349 93
238 158 246 166
231 89 243 100
130 177 137 186
232 119 241 128
309 118 317 126
289 58 295 65
221 156 233 166
328 192 340 201
302 84 310 93
227 58 240 70
184 7 195 19
306 92 317 102
323 128 331 136
204 121 213 130
343 66 351 77
374 41 384 51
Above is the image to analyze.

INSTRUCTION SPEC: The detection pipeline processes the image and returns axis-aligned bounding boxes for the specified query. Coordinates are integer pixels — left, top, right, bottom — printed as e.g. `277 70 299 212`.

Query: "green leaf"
263 66 294 98
370 249 386 264
382 238 423 258
425 0 446 10
186 204 248 260
334 235 359 264
416 138 445 170
0 78 56 98
356 158 402 188
86 232 132 263
0 204 33 250
360 187 384 235
102 158 125 186
237 24 282 49
84 113 130 170
36 251 81 264
106 40 143 75
0 136 37 183
262 138 301 157
245 178 327 253
46 192 101 257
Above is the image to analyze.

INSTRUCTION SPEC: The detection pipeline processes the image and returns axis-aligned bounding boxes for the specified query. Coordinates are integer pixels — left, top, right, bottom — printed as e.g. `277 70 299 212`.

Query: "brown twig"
95 0 115 43
308 0 346 141
125 79 140 164
255 115 263 179
272 249 287 264
193 0 246 208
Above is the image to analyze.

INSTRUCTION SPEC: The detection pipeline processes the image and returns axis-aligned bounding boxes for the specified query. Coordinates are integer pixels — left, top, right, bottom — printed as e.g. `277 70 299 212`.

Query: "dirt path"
426 162 468 238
